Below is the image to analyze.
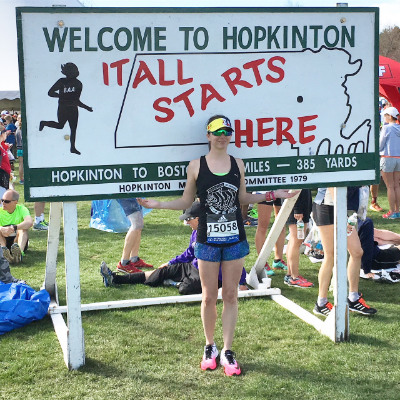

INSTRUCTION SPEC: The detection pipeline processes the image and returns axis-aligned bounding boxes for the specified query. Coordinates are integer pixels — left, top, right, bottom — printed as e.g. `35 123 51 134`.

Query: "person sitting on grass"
0 189 33 264
357 217 400 281
0 246 26 284
100 201 248 294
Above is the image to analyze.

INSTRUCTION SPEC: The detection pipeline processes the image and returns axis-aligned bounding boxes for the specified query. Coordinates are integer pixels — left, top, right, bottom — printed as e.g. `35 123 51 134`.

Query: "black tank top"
196 155 246 246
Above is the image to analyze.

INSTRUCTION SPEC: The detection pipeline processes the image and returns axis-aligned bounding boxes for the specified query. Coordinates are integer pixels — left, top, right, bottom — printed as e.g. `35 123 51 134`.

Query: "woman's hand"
274 189 300 199
136 198 161 209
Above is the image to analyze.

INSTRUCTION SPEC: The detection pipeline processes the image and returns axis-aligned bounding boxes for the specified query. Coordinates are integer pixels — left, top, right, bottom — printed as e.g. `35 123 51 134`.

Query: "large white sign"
17 7 379 201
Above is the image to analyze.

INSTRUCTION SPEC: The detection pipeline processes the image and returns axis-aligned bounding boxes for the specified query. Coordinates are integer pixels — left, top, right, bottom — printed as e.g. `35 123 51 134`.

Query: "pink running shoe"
220 350 241 376
200 344 219 371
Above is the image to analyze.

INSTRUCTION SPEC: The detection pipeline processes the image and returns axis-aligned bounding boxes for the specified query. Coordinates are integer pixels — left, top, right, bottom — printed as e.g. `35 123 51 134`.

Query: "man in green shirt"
0 189 33 263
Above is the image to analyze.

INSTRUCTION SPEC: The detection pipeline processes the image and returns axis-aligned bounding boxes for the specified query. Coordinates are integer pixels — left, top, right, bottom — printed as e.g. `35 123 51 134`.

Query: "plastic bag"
90 199 151 233
0 282 50 335
358 186 369 220
303 217 324 262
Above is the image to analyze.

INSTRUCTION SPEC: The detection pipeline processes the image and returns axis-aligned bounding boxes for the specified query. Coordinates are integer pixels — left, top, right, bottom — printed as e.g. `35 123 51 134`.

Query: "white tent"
0 0 84 93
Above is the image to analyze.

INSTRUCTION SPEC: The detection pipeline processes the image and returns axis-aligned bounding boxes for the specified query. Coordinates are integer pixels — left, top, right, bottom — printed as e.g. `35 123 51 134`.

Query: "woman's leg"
317 224 335 299
347 228 363 294
220 257 245 351
198 260 220 345
255 203 273 254
393 171 400 213
381 171 395 213
374 228 400 245
18 156 23 182
286 223 306 278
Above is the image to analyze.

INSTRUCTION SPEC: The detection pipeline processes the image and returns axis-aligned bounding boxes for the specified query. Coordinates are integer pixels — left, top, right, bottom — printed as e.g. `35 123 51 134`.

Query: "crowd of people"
2 103 400 376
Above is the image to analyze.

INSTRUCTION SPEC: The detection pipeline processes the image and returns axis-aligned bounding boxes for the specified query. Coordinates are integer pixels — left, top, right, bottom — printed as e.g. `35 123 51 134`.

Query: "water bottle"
347 212 358 236
297 219 305 239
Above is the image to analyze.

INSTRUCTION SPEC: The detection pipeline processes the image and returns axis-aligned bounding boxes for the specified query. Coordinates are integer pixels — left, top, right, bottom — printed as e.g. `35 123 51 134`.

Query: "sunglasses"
210 129 232 137
1 199 14 204
185 217 196 221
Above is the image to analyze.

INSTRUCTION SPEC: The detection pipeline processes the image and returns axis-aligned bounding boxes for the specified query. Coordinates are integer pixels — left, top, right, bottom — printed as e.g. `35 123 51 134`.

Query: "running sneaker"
248 208 258 219
243 218 258 227
283 274 291 284
2 246 13 263
10 243 22 263
100 261 114 287
313 301 333 316
285 276 314 288
264 263 275 276
369 203 383 212
200 344 219 371
116 261 142 274
220 350 241 376
383 211 397 219
272 259 288 270
33 221 49 231
131 258 153 269
348 295 377 315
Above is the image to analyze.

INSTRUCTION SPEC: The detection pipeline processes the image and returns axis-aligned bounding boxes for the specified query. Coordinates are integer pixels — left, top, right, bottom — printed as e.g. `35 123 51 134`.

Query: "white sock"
317 297 328 307
348 292 360 302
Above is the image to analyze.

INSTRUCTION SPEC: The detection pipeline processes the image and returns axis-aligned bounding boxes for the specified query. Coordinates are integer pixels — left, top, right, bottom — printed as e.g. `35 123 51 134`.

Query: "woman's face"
207 129 232 150
384 113 392 124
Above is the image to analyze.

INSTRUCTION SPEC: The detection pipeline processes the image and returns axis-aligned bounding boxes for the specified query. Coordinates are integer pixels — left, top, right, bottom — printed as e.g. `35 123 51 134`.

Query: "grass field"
0 173 399 400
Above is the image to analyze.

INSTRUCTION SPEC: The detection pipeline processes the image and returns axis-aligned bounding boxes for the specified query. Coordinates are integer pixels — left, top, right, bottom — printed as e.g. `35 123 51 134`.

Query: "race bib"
206 213 239 244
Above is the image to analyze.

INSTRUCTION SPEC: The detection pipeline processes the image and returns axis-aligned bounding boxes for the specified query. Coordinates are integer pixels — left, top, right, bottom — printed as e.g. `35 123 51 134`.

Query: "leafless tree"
380 26 400 62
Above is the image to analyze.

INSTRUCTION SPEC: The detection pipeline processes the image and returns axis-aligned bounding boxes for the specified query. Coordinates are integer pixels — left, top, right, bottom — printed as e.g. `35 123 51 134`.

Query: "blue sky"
83 0 399 30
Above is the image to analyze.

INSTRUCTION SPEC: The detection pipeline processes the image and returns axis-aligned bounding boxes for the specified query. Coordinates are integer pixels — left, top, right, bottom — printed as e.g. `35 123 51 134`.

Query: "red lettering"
153 97 174 123
243 59 265 86
201 84 226 111
266 56 285 83
234 119 253 148
110 59 130 86
256 118 274 147
173 88 195 117
221 67 253 95
132 61 157 88
102 62 109 86
276 117 295 145
298 115 317 144
158 59 174 86
177 59 193 85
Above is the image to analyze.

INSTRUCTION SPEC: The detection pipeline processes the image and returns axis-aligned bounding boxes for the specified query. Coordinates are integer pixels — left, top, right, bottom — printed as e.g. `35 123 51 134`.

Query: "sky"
1 0 399 91
84 0 400 29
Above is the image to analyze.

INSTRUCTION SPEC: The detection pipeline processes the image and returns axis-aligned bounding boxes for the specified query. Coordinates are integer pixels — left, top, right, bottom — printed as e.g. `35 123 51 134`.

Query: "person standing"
115 198 153 273
379 107 400 219
284 189 314 288
137 115 296 376
312 187 377 317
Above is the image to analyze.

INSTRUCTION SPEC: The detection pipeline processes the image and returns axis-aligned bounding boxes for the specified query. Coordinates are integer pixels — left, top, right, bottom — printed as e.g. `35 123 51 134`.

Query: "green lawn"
0 173 399 400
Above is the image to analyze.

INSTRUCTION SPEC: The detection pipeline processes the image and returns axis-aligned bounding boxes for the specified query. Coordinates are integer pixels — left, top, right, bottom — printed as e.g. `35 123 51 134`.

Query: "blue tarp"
0 282 50 335
90 199 151 233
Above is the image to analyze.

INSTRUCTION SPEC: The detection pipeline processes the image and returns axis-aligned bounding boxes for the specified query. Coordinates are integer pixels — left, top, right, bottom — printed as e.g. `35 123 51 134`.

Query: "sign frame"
16 6 380 202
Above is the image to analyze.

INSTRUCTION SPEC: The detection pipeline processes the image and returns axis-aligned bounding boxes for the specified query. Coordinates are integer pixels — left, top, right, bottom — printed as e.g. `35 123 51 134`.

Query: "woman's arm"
236 158 298 204
379 126 388 153
137 159 199 210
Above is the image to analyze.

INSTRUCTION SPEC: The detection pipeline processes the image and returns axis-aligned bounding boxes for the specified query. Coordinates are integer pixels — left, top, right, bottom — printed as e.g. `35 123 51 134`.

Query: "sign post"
17 6 378 367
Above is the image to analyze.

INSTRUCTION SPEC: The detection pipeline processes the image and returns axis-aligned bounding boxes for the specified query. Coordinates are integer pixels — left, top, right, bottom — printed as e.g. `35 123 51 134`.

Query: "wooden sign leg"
63 202 85 370
247 191 300 288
